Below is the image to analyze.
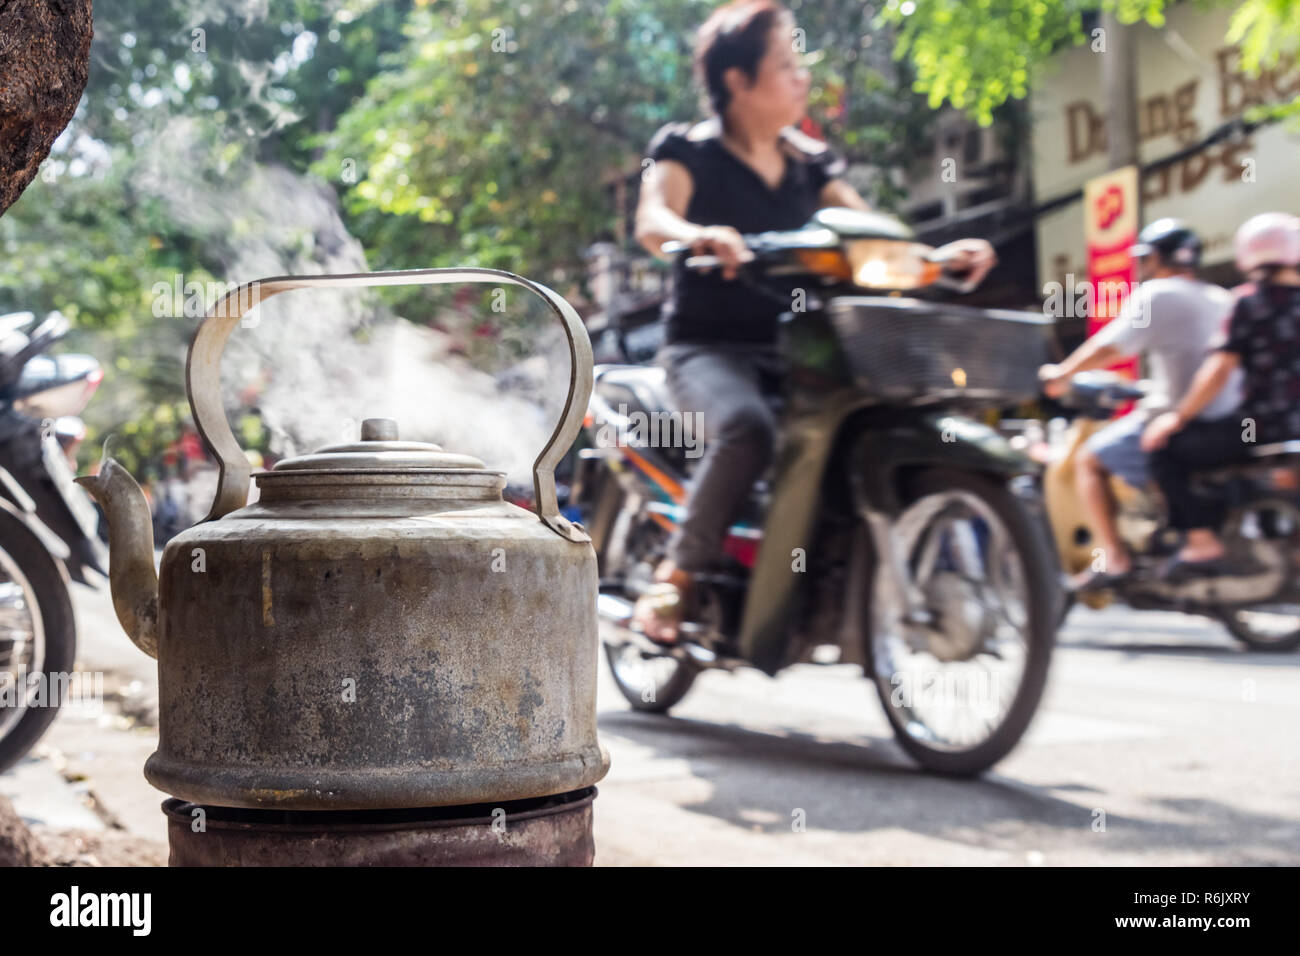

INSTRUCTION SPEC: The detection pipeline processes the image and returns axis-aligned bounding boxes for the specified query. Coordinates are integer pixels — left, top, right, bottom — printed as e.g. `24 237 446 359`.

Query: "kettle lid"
270 418 489 473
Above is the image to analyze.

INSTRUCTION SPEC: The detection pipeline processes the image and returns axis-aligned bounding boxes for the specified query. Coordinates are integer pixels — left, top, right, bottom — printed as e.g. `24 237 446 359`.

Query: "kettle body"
81 268 609 811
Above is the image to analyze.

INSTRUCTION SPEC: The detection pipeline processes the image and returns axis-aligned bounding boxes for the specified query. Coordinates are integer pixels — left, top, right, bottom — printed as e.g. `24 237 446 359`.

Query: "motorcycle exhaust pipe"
597 592 635 625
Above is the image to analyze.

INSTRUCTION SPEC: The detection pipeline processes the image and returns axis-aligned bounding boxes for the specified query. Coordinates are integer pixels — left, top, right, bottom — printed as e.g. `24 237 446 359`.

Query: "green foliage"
787 0 941 206
879 0 1298 126
1227 0 1300 122
882 0 1083 125
30 0 1253 478
1 1 415 475
314 0 708 283
0 145 200 476
314 0 941 291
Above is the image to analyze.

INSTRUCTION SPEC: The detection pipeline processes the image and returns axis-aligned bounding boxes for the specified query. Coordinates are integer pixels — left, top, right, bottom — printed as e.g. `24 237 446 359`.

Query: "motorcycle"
1041 370 1300 651
0 310 108 771
574 208 1065 775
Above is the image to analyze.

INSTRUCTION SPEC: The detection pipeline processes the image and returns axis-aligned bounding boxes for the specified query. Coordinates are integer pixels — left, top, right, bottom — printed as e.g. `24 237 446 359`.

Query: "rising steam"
134 116 567 484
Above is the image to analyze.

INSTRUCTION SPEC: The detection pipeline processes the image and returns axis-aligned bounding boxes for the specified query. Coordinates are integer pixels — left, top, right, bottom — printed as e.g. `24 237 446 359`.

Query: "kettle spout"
76 459 159 659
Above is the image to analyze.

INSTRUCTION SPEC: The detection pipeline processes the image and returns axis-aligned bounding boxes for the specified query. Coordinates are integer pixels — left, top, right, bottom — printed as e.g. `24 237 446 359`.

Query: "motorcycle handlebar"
659 239 750 272
1055 373 1148 411
660 237 981 293
923 248 983 295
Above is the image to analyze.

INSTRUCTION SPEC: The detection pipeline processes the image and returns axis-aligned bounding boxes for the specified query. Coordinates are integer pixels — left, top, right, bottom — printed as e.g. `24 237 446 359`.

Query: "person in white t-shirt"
1038 219 1242 591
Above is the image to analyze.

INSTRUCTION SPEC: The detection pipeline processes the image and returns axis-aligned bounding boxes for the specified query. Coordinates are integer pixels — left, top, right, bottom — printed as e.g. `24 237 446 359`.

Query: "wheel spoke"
873 487 1037 755
912 522 945 588
0 543 45 741
1220 499 1300 648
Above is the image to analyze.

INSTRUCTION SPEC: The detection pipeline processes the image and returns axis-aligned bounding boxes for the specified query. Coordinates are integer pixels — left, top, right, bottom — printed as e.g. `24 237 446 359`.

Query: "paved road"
592 609 1300 865
8 583 1297 865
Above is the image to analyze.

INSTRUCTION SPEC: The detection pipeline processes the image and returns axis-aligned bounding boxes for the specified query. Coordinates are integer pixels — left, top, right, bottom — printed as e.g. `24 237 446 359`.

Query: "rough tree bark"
0 795 46 866
0 0 94 217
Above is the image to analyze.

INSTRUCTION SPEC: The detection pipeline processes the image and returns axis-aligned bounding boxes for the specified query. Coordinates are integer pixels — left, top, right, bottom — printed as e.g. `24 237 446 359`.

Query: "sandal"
1158 554 1227 582
631 582 687 646
1070 566 1133 594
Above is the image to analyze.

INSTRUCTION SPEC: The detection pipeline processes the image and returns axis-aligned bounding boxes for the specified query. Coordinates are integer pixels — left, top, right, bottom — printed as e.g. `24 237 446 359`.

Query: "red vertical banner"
1084 166 1139 380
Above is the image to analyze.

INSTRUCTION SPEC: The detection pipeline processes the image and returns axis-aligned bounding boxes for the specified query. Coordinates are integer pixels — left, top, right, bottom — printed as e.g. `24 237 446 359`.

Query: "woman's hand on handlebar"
1037 363 1070 399
932 238 997 288
687 225 753 280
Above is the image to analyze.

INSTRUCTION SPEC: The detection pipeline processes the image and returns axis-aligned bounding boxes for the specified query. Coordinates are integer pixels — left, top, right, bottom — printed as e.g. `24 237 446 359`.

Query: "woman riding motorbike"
630 0 996 642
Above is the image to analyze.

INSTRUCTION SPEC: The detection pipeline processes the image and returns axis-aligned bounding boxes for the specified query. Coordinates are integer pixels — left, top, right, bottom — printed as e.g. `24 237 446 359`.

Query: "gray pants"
658 343 784 572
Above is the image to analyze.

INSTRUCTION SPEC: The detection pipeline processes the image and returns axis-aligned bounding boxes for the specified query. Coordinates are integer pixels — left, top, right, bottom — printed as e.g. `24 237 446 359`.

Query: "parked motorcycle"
0 310 107 771
575 208 1064 775
1042 370 1300 651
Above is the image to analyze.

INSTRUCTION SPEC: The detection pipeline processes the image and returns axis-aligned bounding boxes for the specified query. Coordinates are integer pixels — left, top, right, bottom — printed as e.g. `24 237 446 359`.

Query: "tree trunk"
0 795 46 866
0 0 94 217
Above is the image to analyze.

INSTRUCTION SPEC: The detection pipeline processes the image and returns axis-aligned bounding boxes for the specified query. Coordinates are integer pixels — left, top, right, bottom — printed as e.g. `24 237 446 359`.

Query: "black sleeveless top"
645 118 847 346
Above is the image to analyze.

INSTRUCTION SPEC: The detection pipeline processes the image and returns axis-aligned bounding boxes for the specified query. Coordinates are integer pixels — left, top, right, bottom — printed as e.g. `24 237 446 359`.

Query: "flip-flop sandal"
1158 554 1227 582
1070 567 1133 593
631 582 686 646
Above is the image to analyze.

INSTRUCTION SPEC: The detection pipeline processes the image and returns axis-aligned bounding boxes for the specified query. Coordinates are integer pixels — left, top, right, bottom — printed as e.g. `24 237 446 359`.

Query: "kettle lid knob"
360 418 399 442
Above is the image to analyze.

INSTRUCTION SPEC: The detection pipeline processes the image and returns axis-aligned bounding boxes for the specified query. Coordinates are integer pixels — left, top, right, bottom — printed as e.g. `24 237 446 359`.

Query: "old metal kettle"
78 268 609 810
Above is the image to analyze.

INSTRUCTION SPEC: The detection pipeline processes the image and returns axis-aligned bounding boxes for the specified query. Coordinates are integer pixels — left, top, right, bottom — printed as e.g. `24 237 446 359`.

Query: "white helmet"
1235 212 1300 274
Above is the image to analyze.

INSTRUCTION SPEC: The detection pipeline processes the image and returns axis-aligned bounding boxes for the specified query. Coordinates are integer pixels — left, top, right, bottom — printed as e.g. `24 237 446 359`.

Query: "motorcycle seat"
592 364 703 472
1246 440 1300 464
1194 441 1300 483
591 363 782 474
593 363 784 416
593 364 679 418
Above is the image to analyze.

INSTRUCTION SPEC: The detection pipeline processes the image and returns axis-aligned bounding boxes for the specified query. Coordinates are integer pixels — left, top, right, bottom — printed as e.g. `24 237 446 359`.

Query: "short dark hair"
693 1 792 119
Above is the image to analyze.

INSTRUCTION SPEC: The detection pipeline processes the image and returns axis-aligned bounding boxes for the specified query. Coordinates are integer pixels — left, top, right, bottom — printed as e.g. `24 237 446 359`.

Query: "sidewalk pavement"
0 580 167 865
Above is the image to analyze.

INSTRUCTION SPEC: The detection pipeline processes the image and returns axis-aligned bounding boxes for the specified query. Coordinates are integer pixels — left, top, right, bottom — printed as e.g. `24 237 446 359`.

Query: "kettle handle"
186 268 593 543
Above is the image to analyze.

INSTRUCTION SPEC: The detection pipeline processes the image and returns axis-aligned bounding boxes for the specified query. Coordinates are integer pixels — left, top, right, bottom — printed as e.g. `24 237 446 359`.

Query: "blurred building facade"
1031 3 1300 293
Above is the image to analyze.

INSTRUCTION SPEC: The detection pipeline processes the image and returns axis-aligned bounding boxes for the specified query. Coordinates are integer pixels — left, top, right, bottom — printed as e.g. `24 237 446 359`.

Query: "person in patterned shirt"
1142 212 1300 577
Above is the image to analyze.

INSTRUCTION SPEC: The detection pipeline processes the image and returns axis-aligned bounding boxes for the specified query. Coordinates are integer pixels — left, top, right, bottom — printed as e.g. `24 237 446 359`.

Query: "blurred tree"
0 0 947 473
1226 0 1300 121
784 0 943 208
316 0 709 282
315 0 939 291
0 0 415 475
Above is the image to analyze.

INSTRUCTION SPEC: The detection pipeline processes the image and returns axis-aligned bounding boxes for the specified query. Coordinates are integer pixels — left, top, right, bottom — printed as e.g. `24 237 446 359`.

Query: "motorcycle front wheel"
0 507 77 773
868 469 1059 776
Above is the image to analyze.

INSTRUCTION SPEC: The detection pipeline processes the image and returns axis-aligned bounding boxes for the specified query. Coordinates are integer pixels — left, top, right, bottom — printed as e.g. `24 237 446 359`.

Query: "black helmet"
1130 218 1202 267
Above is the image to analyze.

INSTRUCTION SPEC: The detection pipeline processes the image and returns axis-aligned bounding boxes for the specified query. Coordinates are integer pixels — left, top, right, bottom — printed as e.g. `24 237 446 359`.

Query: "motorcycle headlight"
846 240 942 290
